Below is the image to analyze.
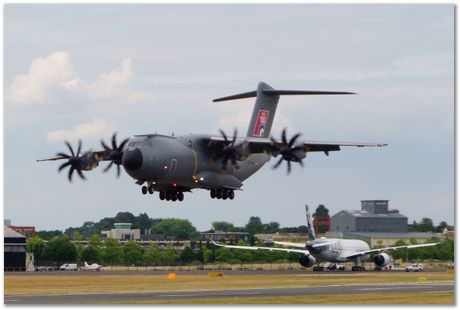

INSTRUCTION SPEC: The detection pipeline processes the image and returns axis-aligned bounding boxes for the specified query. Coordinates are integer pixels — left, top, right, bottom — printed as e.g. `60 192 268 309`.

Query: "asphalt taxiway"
5 282 454 304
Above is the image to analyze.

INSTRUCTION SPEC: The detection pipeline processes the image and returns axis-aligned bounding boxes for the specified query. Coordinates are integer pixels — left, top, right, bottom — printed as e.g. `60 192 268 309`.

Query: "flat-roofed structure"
331 200 408 233
4 226 27 271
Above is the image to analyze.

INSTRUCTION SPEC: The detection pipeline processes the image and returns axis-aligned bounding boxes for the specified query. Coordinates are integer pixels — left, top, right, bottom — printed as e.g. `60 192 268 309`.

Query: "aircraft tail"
84 261 89 267
305 205 316 240
213 82 354 139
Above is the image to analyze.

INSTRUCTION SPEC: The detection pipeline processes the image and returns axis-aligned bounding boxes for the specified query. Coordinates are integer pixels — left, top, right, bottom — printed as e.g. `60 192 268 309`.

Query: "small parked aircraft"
81 261 102 271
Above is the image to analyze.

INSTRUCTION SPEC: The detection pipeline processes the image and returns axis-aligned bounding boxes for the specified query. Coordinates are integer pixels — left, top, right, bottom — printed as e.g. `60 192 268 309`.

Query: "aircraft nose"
123 148 143 171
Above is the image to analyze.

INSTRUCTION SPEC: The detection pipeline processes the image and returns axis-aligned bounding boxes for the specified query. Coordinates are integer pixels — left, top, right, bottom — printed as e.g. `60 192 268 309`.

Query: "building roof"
333 210 407 219
4 226 26 238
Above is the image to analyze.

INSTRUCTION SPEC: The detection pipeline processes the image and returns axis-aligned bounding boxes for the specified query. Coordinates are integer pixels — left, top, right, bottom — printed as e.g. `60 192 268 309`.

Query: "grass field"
4 272 454 304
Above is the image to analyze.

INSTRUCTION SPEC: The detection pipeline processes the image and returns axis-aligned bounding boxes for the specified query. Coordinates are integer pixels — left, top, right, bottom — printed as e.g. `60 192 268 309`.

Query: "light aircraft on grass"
212 205 439 271
81 261 102 271
38 82 386 202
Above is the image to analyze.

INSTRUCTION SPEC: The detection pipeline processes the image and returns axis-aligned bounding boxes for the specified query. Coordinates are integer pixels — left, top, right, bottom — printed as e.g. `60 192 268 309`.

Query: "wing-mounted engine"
270 128 306 174
37 132 130 182
37 140 101 182
298 254 316 268
373 253 391 267
210 128 249 171
100 133 129 177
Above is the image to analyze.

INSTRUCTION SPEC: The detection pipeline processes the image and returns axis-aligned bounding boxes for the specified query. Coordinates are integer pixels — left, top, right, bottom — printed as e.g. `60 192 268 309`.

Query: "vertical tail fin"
306 205 316 240
213 82 355 139
84 261 89 267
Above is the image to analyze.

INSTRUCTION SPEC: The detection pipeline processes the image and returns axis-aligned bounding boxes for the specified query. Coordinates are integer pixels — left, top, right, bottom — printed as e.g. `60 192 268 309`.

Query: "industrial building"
101 223 141 240
331 200 408 233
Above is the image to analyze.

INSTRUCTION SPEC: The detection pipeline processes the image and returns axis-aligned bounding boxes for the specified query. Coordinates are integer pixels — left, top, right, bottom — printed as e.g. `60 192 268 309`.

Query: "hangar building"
331 200 408 233
4 226 27 271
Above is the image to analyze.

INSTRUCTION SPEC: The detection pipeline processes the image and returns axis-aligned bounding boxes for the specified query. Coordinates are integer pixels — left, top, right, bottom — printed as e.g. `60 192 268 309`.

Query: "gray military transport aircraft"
38 82 387 202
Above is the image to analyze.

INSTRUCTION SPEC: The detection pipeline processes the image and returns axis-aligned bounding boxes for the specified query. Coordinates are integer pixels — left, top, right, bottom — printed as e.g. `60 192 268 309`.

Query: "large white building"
101 223 140 241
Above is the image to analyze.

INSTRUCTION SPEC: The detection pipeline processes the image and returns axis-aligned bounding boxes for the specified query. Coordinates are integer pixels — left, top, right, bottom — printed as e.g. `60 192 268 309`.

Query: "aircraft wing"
206 135 387 156
273 241 307 248
211 241 310 255
346 242 440 259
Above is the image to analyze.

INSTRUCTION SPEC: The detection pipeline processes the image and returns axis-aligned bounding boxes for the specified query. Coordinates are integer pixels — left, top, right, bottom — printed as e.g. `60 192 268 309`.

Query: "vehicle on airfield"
59 263 78 271
405 263 424 272
38 82 387 202
212 205 440 271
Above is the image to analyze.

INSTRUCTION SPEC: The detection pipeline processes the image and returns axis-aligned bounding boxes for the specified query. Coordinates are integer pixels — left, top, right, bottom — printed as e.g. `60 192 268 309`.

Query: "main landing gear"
141 185 184 201
209 188 235 200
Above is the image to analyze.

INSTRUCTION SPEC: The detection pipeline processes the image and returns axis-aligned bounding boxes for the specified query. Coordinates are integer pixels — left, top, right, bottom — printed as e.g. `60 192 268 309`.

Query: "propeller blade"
272 157 284 169
76 168 86 180
111 133 117 150
288 133 302 148
287 160 292 175
219 129 229 144
118 138 129 151
76 139 82 157
232 128 237 146
116 164 121 177
281 128 287 145
64 141 75 157
68 166 75 182
101 140 111 152
103 161 114 172
58 161 71 172
56 152 70 158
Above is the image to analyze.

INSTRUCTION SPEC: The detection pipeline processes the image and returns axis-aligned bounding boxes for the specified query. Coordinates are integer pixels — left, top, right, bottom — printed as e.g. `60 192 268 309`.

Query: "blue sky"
4 4 454 231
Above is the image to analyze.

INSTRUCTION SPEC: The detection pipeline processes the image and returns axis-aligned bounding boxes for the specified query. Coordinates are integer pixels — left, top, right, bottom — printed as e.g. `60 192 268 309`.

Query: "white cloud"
8 51 79 104
88 57 146 102
47 118 111 142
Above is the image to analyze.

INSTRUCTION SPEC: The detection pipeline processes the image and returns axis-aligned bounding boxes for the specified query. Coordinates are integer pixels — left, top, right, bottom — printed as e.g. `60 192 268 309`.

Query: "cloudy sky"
4 4 454 231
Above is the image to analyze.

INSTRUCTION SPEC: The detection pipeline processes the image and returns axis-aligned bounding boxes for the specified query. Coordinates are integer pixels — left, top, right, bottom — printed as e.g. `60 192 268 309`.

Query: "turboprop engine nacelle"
298 255 316 268
373 253 391 267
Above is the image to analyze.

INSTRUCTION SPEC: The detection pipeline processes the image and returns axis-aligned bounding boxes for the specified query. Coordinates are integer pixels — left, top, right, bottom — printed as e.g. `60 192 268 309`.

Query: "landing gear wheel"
148 185 154 194
177 192 184 201
222 190 229 200
159 191 165 200
210 189 216 199
228 190 234 200
141 186 148 195
171 192 177 202
216 190 222 199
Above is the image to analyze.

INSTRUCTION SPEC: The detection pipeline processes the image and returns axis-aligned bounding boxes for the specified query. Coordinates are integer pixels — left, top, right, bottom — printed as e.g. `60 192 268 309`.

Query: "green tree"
135 213 152 232
436 221 449 233
114 212 136 225
26 236 45 268
263 222 280 233
313 204 329 217
180 247 196 264
151 218 199 240
417 218 435 232
245 216 263 235
101 238 123 265
161 244 180 264
212 221 235 232
81 245 102 264
123 240 144 265
146 243 162 265
43 235 77 265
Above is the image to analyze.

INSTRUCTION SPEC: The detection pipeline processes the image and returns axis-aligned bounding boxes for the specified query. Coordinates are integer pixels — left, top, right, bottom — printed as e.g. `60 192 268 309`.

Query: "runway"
5 282 454 304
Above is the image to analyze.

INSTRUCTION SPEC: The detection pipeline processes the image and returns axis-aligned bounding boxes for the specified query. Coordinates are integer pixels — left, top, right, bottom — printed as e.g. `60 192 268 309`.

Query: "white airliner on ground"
213 206 439 271
81 261 102 271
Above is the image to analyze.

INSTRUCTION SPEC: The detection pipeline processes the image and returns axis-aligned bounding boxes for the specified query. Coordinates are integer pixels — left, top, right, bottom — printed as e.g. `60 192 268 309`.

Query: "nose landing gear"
210 188 235 200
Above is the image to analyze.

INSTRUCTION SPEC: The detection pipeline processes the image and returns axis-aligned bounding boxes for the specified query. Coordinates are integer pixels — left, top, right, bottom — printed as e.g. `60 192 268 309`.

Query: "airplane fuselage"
122 134 269 193
308 238 370 263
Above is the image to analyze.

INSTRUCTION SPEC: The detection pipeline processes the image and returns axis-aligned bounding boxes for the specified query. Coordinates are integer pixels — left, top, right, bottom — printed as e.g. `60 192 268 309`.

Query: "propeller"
101 132 129 177
215 128 244 171
56 140 87 182
270 128 305 175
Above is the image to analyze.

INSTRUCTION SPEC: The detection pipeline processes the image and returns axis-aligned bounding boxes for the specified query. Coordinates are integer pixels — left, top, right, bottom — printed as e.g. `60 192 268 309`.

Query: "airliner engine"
298 255 316 268
373 253 391 267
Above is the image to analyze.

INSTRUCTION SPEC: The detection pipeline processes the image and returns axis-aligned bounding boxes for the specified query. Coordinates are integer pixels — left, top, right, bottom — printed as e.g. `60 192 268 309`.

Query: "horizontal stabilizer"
213 88 355 102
